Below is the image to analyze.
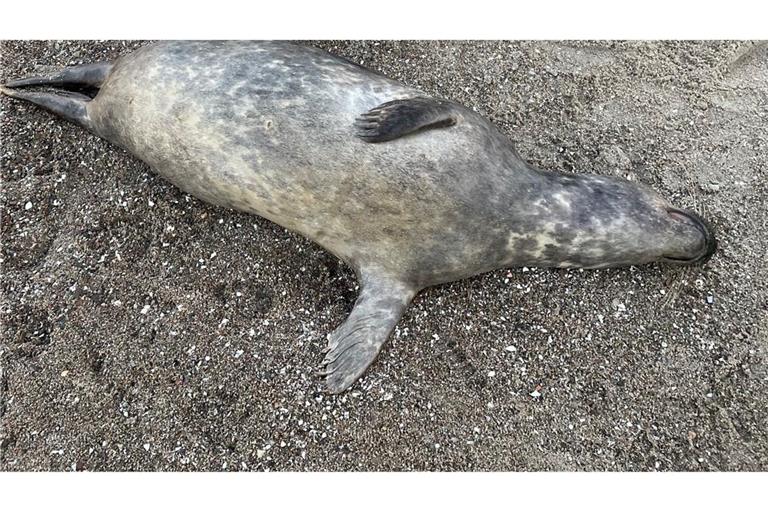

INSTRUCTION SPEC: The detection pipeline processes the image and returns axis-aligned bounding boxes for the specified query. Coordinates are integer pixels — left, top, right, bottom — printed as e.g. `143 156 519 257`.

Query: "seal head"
495 172 718 271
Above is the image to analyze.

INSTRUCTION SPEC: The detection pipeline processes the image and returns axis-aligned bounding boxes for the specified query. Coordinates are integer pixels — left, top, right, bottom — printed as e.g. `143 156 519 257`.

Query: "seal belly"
86 41 542 284
88 41 421 265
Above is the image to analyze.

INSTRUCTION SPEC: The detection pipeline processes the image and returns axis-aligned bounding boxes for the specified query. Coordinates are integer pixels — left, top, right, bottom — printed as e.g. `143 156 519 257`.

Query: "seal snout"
664 208 718 265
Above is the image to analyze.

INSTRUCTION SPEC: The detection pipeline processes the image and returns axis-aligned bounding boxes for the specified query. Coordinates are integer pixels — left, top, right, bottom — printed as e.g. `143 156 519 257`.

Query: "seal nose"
666 208 718 264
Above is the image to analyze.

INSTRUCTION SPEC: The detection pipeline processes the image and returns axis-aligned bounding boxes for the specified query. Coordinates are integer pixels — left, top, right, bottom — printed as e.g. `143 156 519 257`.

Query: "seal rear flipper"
355 97 459 142
3 62 113 92
1 86 93 131
319 271 417 393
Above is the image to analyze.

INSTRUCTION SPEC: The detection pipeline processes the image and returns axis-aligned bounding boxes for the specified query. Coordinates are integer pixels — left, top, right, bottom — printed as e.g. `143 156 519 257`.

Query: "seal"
1 41 717 393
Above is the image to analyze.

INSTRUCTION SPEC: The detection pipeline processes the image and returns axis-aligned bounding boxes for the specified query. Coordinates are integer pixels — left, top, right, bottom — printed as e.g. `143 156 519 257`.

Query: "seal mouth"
662 208 718 265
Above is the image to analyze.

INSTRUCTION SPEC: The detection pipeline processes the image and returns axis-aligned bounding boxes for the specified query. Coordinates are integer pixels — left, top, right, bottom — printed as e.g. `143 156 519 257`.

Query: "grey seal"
1 41 717 393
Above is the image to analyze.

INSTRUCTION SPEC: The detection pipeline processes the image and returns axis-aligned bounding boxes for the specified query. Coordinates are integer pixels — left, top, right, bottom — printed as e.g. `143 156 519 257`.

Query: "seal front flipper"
320 271 417 393
355 97 459 142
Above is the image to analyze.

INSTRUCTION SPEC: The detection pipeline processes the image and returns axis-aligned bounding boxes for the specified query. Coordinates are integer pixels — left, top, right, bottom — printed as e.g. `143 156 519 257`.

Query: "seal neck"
497 167 641 269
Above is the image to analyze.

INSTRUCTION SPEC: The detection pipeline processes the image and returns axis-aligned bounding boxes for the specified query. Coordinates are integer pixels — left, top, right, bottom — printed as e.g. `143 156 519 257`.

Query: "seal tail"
0 86 93 131
3 62 113 90
1 61 114 131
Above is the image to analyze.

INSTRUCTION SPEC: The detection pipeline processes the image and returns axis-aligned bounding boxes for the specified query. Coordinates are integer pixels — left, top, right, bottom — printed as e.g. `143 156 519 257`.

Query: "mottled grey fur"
1 41 716 392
